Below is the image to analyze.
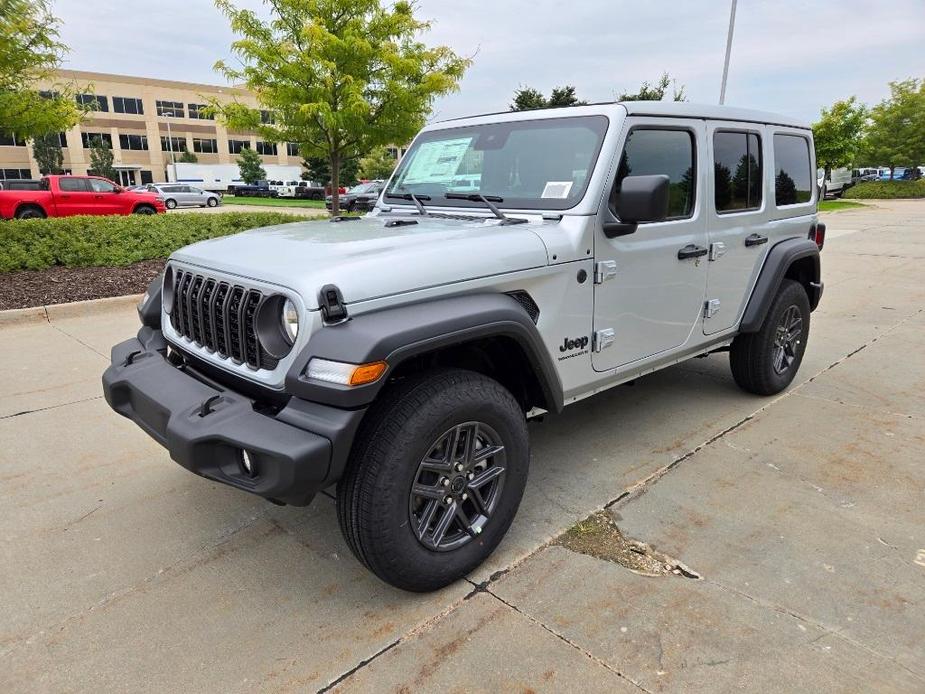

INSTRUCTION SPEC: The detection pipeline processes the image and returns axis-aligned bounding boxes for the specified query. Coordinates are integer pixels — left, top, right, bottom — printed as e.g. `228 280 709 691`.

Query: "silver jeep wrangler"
104 102 824 591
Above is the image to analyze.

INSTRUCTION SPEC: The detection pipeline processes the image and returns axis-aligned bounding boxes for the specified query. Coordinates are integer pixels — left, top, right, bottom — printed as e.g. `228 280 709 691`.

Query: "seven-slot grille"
169 269 278 370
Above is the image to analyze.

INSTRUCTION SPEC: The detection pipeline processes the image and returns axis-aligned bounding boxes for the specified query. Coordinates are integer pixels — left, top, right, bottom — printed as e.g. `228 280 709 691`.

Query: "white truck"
167 163 304 194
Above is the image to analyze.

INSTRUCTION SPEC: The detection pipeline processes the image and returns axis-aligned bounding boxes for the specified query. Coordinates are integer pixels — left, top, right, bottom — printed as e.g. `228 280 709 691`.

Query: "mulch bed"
0 259 165 311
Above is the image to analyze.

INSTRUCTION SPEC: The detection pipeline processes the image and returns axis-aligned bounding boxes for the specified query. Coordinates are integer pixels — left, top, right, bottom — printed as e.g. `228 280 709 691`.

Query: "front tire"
336 369 529 592
133 205 156 215
730 279 810 395
207 197 219 207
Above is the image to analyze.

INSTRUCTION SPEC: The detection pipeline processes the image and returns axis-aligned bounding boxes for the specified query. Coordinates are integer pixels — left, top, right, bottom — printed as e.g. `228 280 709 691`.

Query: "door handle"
745 233 768 247
677 244 708 260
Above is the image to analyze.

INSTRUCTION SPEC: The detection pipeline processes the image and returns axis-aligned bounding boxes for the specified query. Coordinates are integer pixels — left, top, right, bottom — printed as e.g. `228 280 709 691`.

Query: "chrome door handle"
677 244 708 260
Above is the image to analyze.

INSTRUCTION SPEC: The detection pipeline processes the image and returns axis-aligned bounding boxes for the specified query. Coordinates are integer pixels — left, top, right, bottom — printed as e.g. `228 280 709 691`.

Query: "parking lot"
1 200 923 692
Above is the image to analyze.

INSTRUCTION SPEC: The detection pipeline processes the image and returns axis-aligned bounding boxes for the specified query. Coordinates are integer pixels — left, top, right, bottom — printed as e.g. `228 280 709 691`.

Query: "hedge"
0 212 308 273
846 180 925 199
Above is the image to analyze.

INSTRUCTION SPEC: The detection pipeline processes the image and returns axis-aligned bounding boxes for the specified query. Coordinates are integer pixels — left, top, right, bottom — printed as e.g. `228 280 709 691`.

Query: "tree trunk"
330 152 340 215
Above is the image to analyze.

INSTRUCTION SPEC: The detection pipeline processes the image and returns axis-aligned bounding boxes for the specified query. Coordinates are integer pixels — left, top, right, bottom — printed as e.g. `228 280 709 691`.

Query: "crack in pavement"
0 394 104 420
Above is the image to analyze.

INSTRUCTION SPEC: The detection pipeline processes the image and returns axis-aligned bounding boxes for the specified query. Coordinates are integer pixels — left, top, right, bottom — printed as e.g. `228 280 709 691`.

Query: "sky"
52 0 925 124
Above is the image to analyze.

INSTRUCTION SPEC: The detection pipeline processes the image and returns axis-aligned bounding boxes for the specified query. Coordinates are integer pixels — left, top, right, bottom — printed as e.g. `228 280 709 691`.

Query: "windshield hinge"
594 261 617 284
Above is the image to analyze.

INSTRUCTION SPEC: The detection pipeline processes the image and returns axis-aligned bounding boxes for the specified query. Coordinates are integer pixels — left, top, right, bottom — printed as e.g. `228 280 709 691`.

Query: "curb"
0 293 143 328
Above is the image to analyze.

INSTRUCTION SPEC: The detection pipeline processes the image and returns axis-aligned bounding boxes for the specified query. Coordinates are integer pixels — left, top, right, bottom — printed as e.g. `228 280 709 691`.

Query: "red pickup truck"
0 175 166 220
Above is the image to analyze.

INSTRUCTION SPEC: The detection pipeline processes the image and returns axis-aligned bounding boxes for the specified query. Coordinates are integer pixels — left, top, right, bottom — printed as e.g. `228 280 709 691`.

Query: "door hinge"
593 328 616 352
704 299 721 319
594 260 617 284
709 241 727 261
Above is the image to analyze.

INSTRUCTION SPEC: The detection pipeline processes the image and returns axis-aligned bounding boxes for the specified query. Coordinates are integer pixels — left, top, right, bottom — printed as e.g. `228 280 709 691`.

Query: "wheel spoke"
472 444 505 465
468 487 491 518
412 482 444 501
469 465 504 489
430 501 457 546
416 500 438 540
773 347 786 373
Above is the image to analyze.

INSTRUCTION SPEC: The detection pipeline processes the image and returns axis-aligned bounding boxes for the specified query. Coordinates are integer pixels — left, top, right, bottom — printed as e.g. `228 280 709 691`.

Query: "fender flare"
740 237 821 333
285 293 564 412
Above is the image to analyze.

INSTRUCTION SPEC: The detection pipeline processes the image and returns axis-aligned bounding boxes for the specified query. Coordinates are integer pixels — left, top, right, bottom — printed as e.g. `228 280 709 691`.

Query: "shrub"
846 180 925 199
0 212 308 273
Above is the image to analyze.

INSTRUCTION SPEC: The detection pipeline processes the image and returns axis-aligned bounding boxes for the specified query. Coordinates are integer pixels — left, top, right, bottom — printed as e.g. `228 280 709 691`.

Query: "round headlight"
281 298 299 343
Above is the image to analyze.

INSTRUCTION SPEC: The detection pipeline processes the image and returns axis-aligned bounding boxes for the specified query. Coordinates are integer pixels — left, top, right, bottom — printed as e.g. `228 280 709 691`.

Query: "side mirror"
113 186 123 194
603 174 670 238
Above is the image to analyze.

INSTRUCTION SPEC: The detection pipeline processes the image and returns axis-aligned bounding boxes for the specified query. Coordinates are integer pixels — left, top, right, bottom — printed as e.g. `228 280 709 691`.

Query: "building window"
0 132 26 146
0 168 32 180
113 96 144 115
56 132 68 148
140 170 154 184
286 142 300 157
160 136 187 152
713 131 762 213
256 141 277 156
192 138 218 154
386 147 399 159
156 100 185 117
76 93 109 112
81 132 113 149
260 109 275 124
612 128 696 220
188 103 213 120
228 139 250 154
773 134 813 206
119 134 149 151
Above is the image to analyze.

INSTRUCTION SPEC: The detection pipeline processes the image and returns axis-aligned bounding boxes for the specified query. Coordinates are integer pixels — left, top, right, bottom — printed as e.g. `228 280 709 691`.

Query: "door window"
59 178 90 192
89 178 117 193
773 134 813 205
611 128 695 220
713 131 762 212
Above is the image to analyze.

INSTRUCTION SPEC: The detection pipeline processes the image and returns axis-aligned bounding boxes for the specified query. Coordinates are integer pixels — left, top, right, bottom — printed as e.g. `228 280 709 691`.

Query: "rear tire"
14 205 46 220
165 198 177 210
336 369 529 592
730 279 810 395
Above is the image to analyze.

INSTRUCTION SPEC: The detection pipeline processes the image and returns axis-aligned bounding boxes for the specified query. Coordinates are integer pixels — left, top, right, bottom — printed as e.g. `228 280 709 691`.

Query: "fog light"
241 450 257 477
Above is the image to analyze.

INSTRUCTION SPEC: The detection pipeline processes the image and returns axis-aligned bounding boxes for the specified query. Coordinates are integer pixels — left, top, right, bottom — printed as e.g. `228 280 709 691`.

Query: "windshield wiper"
384 192 431 216
444 193 528 225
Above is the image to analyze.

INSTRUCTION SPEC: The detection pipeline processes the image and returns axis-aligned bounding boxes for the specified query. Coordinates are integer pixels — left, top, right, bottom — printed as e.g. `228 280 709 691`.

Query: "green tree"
88 136 117 182
619 72 686 102
303 155 359 189
179 150 198 163
32 132 64 174
237 146 266 184
813 97 867 177
0 0 82 139
510 84 586 111
358 146 397 180
510 86 548 111
860 78 925 178
212 0 469 213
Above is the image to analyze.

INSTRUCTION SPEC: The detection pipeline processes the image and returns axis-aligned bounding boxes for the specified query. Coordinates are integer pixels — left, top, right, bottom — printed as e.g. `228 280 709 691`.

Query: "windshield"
386 115 609 210
350 182 379 194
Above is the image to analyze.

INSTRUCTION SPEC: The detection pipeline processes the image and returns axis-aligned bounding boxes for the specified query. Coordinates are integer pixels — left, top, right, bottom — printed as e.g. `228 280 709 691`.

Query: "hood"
170 215 550 309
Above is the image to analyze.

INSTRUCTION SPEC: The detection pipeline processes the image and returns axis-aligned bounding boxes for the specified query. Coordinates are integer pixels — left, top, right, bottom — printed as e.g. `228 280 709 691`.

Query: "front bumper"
102 328 364 505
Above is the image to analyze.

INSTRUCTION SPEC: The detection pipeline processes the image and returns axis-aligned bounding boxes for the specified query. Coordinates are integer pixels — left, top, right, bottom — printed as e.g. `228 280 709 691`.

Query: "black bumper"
102 329 365 506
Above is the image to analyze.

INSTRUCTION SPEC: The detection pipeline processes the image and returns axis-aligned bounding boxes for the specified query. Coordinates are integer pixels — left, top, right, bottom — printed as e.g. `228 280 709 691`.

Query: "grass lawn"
818 199 867 212
223 195 327 209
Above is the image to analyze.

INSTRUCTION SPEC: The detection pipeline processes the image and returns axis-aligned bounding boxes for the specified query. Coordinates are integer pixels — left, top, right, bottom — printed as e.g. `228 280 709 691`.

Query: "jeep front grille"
169 269 278 370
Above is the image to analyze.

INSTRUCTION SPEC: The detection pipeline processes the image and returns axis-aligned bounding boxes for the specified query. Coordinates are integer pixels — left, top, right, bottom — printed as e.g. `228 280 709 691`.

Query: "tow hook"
198 394 222 417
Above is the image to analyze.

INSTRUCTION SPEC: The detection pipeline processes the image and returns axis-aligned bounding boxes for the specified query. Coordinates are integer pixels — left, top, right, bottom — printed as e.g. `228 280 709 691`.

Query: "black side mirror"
603 174 671 238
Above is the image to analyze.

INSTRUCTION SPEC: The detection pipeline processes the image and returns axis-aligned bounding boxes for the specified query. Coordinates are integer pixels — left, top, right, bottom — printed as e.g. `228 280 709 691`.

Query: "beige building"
1 70 301 186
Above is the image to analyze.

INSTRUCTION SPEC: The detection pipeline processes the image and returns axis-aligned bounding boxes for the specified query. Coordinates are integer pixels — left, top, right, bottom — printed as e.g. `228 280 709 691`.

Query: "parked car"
817 167 853 198
0 175 165 219
324 180 385 212
140 184 221 209
851 168 880 185
104 102 824 591
879 168 913 181
228 180 277 198
292 183 326 200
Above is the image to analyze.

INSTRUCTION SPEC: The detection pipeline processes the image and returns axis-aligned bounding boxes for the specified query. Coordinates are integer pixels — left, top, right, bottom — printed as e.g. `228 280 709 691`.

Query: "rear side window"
713 131 762 212
59 178 89 192
773 134 813 206
89 178 116 193
612 128 695 220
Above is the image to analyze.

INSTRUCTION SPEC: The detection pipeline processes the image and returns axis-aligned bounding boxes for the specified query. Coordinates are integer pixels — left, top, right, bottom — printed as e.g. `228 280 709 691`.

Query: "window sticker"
401 137 473 184
541 181 574 199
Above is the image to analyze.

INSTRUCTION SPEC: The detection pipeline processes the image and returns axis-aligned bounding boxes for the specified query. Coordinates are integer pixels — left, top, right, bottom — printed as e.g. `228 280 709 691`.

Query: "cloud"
52 0 925 124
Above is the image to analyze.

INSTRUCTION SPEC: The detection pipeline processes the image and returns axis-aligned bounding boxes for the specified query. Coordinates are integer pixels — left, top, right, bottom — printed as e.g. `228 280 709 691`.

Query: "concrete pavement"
1 200 923 692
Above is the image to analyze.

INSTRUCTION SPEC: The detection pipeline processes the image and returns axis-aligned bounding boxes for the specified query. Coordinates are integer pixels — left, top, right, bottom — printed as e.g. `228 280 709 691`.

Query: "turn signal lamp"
306 358 388 386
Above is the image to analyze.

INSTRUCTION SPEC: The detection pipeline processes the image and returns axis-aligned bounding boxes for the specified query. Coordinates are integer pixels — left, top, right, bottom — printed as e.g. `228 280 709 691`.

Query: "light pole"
163 109 180 182
719 0 738 105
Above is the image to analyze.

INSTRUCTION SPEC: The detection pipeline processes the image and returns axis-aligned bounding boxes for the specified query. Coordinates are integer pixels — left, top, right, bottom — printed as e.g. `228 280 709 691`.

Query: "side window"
773 134 813 206
59 177 90 192
713 131 762 212
89 178 116 193
611 128 695 220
